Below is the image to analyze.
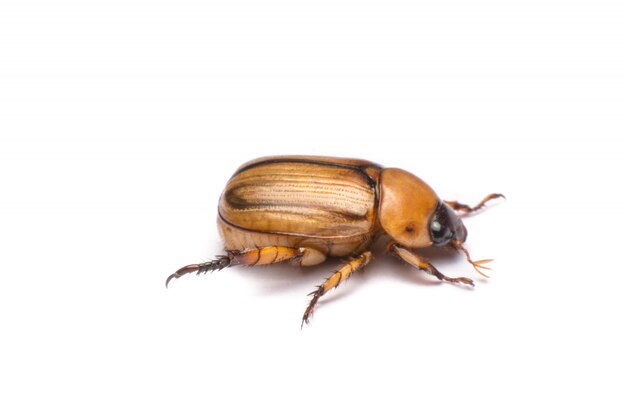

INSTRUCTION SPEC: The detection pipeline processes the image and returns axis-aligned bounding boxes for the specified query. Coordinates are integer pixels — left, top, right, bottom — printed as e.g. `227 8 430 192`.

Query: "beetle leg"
166 246 321 288
301 251 372 328
444 193 505 215
165 255 232 288
229 246 307 267
388 242 474 287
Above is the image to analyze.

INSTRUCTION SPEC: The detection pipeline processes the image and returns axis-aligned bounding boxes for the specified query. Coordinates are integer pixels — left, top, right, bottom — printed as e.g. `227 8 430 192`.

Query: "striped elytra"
218 156 386 257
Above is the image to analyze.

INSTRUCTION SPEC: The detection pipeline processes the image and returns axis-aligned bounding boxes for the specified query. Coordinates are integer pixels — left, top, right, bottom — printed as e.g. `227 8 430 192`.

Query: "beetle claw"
165 272 181 288
165 264 200 288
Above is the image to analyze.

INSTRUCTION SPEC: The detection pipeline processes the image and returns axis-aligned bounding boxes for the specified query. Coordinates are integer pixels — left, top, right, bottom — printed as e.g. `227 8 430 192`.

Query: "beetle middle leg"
388 242 474 287
166 246 326 288
444 193 504 215
302 251 372 327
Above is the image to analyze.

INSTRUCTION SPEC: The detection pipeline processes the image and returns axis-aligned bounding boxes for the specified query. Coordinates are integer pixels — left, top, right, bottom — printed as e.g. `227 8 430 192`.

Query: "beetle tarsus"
301 286 323 329
165 255 232 288
444 193 505 216
441 276 475 287
198 255 232 274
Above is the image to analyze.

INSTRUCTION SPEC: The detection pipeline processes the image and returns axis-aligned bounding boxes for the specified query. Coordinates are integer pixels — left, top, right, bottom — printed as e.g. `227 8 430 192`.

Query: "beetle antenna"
452 240 493 278
165 255 232 288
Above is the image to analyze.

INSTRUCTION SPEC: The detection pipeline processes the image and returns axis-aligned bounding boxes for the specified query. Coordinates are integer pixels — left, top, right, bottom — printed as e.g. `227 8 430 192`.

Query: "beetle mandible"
166 156 504 326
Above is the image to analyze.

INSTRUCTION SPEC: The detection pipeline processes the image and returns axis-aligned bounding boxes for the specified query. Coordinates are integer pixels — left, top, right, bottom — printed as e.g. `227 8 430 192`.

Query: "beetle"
166 155 503 326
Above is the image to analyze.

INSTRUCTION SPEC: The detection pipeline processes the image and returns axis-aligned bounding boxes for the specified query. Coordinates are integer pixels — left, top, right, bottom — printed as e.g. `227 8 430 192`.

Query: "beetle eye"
430 219 448 244
429 203 454 246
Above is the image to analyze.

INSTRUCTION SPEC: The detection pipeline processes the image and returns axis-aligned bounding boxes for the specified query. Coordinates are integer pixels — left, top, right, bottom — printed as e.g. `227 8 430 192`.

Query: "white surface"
1 0 625 415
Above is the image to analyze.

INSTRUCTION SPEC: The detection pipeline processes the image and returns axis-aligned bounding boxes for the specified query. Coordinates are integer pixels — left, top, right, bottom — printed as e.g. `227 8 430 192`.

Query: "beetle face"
430 202 467 247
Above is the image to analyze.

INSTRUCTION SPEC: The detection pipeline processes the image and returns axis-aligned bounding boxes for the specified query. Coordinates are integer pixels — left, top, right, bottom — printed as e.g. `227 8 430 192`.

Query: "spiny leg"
166 246 310 288
165 255 231 288
388 242 474 287
301 251 372 327
444 193 505 215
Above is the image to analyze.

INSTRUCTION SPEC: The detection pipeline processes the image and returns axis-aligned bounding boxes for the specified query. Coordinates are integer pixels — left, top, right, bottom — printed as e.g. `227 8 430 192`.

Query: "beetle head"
429 202 467 247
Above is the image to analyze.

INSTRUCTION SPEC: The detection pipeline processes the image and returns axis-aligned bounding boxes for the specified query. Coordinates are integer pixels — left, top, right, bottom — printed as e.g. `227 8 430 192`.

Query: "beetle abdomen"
219 156 382 239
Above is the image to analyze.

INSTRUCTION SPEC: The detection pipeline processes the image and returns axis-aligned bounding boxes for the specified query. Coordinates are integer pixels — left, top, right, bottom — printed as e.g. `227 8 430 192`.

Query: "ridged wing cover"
219 156 382 238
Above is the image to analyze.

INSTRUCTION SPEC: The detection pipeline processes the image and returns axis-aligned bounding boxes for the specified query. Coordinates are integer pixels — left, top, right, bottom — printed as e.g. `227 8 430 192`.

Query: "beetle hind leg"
166 246 326 288
166 255 232 288
165 254 233 288
444 193 505 215
301 251 372 328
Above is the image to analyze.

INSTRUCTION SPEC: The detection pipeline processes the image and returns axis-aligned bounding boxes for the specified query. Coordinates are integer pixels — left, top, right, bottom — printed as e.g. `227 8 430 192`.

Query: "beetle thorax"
378 168 439 248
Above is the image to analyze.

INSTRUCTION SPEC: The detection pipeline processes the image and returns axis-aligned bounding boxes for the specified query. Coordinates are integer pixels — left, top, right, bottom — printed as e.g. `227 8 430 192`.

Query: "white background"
1 0 625 415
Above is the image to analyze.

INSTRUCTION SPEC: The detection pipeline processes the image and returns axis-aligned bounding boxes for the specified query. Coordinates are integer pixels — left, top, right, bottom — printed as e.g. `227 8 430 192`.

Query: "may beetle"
167 156 503 326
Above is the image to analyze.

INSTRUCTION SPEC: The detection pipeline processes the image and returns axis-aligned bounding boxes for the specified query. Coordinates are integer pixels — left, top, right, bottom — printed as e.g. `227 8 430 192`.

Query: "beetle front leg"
444 193 504 215
388 243 474 287
301 251 372 328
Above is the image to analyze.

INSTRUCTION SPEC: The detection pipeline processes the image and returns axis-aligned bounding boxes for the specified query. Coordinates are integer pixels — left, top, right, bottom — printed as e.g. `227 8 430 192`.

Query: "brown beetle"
167 156 503 326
